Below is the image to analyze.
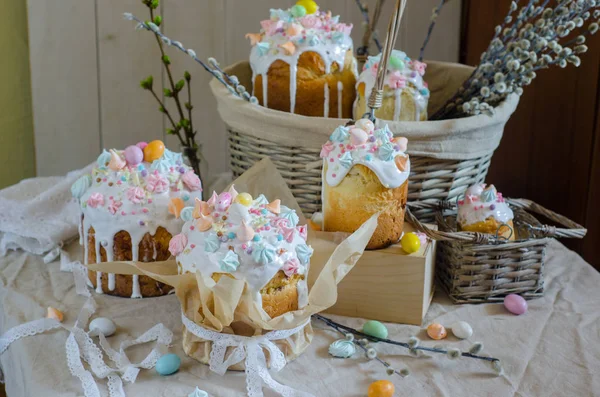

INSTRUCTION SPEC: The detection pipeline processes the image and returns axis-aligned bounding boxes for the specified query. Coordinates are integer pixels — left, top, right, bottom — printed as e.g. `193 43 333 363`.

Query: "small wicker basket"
406 199 587 303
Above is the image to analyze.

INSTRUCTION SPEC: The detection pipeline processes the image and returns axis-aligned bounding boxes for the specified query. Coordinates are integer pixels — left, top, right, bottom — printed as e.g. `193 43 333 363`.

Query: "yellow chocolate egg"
235 192 253 206
427 323 447 340
368 380 395 397
401 232 421 254
143 140 165 162
296 0 318 14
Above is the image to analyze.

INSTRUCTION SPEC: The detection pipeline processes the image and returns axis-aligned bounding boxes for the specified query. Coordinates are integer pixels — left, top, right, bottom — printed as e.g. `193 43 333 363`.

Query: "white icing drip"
393 89 402 121
322 122 410 189
108 274 116 291
131 274 142 299
337 81 343 118
248 11 355 115
95 272 103 294
262 72 268 107
323 83 329 117
177 198 310 295
357 50 429 121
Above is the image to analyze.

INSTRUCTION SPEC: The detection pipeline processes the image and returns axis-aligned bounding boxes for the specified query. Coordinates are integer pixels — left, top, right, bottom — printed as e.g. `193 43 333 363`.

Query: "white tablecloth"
1 239 599 397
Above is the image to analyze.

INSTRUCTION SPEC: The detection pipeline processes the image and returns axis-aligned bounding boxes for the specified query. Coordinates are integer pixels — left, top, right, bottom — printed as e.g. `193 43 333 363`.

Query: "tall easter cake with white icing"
457 184 515 240
71 140 203 298
246 0 357 118
170 188 312 318
320 119 410 249
353 50 430 121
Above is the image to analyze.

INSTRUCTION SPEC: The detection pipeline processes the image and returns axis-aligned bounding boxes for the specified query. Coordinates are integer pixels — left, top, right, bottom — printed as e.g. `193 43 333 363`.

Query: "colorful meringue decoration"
172 190 313 309
354 49 430 121
247 2 356 116
320 123 410 189
457 184 514 228
72 141 203 298
328 339 356 358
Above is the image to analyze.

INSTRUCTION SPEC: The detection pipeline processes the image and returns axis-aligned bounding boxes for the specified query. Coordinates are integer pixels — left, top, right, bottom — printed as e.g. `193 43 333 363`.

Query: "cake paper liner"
85 158 377 368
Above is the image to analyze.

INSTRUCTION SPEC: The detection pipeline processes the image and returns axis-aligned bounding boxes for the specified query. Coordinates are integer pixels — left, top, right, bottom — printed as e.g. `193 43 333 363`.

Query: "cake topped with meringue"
170 187 313 317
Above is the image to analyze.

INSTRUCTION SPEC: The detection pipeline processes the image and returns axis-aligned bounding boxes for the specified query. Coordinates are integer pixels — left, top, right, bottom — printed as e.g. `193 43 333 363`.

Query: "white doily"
182 313 314 397
0 165 92 257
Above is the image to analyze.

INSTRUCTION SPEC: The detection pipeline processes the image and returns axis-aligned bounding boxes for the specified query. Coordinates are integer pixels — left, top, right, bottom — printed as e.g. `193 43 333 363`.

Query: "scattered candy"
295 0 318 14
362 320 388 339
451 321 473 339
124 145 144 165
504 294 527 315
143 140 165 163
89 317 117 337
368 380 395 397
156 353 181 376
328 339 356 358
234 192 253 206
426 323 447 340
46 307 64 322
401 232 421 254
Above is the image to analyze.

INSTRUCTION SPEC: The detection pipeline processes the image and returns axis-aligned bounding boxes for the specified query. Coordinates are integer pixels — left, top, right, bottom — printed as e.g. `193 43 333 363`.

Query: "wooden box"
308 223 436 326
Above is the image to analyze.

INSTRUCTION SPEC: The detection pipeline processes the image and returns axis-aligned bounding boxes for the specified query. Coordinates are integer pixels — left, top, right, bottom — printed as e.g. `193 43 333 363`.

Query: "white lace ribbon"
182 313 314 397
0 283 172 396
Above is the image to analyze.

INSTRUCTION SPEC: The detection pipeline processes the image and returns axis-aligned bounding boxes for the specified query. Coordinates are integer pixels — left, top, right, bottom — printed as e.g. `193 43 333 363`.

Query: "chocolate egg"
89 317 116 337
156 353 181 376
368 380 395 397
143 140 165 163
362 320 388 339
355 119 375 133
426 323 447 340
124 145 144 165
504 294 527 315
401 233 421 254
350 128 369 145
451 321 473 339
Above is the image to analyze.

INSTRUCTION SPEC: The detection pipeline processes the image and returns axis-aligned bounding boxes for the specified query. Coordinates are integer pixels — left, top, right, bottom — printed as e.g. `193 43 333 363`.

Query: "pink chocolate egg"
124 145 144 165
355 119 375 133
350 128 368 145
136 141 148 150
504 294 527 315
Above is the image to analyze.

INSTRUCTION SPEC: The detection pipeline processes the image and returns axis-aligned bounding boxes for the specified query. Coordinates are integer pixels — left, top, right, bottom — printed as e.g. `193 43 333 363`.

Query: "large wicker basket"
210 61 519 221
406 199 587 303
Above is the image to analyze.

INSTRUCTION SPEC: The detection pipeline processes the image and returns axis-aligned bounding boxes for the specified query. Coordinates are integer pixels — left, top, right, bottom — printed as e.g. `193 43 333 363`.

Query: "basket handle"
507 198 587 239
405 204 496 244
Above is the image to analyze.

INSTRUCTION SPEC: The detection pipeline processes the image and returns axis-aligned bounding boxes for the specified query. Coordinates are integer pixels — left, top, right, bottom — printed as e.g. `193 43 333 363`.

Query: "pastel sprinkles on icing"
356 49 430 121
247 4 355 115
72 142 203 298
173 189 312 294
321 121 410 189
457 184 514 226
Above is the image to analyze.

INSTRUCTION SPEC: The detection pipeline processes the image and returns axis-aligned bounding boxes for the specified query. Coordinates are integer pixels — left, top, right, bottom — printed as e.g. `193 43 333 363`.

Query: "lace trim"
182 313 314 397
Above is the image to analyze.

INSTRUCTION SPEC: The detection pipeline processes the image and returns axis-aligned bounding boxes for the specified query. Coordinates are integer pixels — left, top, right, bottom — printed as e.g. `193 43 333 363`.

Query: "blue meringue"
180 207 194 222
96 149 111 168
280 206 300 227
330 126 349 142
328 339 356 358
253 194 269 206
257 42 270 56
162 148 183 165
374 125 392 141
338 152 353 169
252 243 276 265
377 142 396 162
204 234 221 253
481 186 498 202
331 31 345 44
295 244 313 265
150 158 171 173
71 175 91 199
188 387 209 397
219 250 240 272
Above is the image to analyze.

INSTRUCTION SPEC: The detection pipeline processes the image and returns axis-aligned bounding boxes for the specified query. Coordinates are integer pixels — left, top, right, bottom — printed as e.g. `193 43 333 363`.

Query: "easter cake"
71 140 203 298
457 184 515 240
246 0 357 118
320 119 410 249
353 50 430 121
169 188 312 318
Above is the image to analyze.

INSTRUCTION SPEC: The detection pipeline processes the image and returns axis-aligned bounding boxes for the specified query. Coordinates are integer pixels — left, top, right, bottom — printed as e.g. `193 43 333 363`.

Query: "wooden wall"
461 0 600 269
27 0 462 178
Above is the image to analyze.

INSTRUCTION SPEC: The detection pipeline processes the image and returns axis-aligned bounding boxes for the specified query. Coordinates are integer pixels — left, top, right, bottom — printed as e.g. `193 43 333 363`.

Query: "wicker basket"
406 199 587 303
211 61 519 220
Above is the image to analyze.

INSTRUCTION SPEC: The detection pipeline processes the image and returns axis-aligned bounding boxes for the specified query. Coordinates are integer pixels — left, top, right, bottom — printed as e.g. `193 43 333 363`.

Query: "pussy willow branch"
355 0 384 57
314 314 500 363
419 0 453 61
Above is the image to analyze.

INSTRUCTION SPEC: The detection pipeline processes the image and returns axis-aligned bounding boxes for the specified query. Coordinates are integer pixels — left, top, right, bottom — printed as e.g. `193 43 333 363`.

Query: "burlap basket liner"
85 159 378 370
210 60 520 161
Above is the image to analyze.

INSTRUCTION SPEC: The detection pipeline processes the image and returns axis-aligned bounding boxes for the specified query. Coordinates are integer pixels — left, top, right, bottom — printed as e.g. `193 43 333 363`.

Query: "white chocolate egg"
355 119 375 133
350 128 369 145
89 317 116 337
451 321 473 339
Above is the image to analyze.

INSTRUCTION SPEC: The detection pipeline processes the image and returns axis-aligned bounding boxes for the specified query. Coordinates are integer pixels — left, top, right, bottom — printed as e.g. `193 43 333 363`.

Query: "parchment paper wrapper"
86 158 377 369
